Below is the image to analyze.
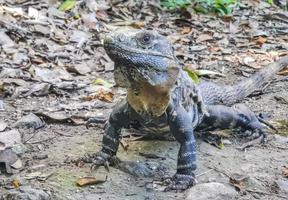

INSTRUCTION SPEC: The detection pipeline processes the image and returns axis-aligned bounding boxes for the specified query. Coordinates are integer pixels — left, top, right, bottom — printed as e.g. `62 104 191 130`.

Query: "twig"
28 135 57 144
196 169 214 177
246 189 287 199
237 136 263 151
54 131 73 137
24 20 50 26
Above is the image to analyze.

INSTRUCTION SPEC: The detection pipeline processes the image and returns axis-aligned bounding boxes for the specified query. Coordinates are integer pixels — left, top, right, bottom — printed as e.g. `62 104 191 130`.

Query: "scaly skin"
82 29 288 192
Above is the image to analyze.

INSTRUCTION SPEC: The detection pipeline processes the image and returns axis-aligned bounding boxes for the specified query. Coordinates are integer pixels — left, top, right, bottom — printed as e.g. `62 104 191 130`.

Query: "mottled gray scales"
81 29 288 192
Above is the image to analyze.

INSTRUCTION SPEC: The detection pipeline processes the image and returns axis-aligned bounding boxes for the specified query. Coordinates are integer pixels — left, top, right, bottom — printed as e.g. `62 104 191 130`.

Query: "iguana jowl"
83 29 288 191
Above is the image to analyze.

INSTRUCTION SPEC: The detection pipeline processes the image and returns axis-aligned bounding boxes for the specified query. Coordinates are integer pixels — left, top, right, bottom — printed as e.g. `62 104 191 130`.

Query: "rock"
186 182 237 200
0 121 7 132
0 148 20 174
273 135 288 144
12 143 28 155
33 67 72 83
244 177 266 191
14 113 45 129
68 63 91 75
23 83 51 97
0 129 21 150
10 158 22 169
0 100 4 111
275 180 288 195
1 186 52 200
0 31 15 48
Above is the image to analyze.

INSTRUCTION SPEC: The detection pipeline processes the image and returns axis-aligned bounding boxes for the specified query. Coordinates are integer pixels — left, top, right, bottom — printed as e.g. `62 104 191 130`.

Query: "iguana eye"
141 33 152 45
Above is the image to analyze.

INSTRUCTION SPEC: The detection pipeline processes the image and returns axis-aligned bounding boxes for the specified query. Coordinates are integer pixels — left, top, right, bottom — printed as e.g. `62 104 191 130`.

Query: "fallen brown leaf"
209 46 221 52
96 10 109 22
76 176 107 187
130 21 145 29
96 89 114 103
229 176 247 191
283 167 288 178
12 179 21 188
278 67 288 76
196 34 213 43
84 89 114 102
181 27 192 34
120 139 129 152
255 36 267 46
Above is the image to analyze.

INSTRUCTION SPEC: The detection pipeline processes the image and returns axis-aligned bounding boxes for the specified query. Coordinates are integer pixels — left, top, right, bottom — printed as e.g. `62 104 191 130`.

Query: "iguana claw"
163 174 197 192
81 151 111 171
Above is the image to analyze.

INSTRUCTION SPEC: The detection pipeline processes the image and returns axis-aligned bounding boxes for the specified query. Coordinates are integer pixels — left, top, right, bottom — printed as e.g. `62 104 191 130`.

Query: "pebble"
186 182 237 200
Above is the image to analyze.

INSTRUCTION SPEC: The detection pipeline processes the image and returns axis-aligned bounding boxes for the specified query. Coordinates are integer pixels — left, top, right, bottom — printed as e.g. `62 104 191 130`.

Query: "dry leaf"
283 167 288 178
95 10 109 22
130 21 145 29
229 175 248 191
255 36 267 46
209 46 221 52
12 179 21 188
241 57 261 69
76 176 107 187
278 67 288 76
196 34 213 43
181 27 192 34
120 139 129 152
96 89 114 103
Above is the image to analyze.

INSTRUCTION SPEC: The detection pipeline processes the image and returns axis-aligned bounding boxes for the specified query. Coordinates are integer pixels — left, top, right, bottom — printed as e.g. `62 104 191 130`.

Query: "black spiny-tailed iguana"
82 29 288 191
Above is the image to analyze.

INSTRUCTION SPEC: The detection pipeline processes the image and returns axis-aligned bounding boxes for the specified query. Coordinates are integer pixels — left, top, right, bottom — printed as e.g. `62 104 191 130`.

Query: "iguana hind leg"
196 104 267 142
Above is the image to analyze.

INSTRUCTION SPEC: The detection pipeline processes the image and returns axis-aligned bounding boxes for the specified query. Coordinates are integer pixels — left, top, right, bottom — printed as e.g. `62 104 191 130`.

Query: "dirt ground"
0 0 288 200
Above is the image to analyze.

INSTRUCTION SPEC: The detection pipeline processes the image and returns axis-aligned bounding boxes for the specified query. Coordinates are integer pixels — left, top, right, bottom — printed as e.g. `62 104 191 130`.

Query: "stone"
0 129 21 150
14 113 45 129
0 186 51 200
275 180 288 195
0 121 7 132
186 182 237 200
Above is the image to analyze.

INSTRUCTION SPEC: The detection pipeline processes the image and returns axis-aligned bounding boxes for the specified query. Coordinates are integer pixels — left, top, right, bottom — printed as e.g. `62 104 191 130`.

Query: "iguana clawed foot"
163 174 196 192
232 104 269 143
81 151 111 171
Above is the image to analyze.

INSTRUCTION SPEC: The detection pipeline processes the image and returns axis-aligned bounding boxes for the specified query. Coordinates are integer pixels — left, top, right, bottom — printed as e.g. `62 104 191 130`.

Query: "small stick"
196 169 214 177
246 189 287 199
29 135 57 144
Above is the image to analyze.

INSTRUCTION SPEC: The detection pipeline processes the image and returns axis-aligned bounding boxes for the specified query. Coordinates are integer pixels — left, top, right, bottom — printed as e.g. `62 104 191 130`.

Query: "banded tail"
199 56 288 106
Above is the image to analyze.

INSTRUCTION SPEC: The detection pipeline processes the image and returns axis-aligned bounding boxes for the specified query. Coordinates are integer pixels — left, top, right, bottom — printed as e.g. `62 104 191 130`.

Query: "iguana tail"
199 56 288 106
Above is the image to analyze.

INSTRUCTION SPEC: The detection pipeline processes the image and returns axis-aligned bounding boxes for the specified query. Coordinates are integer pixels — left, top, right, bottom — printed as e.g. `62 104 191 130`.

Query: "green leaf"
184 67 200 85
193 0 238 16
92 78 113 88
160 0 192 10
59 0 76 12
217 142 225 150
195 69 226 77
267 0 273 5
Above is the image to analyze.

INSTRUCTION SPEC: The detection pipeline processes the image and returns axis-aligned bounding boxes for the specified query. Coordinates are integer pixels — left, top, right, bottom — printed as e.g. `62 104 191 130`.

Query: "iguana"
82 29 288 191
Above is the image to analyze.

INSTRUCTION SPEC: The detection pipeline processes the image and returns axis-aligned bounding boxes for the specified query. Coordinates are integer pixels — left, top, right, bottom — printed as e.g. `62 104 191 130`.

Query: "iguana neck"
127 81 171 117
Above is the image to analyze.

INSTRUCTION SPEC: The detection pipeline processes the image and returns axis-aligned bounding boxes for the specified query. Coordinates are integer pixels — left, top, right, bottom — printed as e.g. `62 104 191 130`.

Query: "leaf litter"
0 0 288 199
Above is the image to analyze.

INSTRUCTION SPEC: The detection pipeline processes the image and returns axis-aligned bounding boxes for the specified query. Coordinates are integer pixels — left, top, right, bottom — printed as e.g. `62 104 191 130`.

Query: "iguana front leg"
81 101 132 167
164 106 197 191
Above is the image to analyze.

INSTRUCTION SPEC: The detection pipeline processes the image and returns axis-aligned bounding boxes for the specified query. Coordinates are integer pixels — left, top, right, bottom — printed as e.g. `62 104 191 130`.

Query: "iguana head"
104 29 180 89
